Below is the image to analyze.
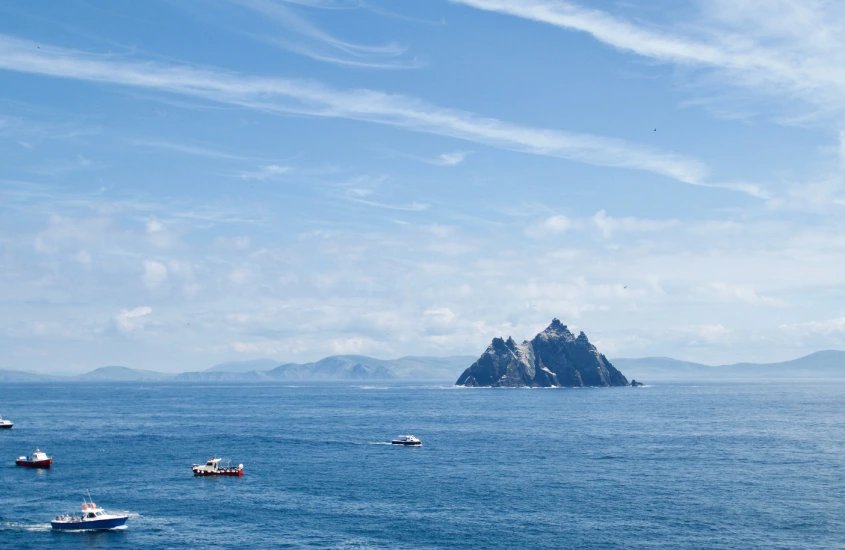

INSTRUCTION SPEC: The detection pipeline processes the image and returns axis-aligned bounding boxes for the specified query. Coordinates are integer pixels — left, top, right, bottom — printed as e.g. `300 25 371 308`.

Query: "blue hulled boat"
51 499 128 531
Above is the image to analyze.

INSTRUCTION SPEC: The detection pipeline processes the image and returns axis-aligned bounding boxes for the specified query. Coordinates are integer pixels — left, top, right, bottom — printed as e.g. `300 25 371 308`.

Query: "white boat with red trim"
51 498 128 531
192 456 243 476
16 448 52 468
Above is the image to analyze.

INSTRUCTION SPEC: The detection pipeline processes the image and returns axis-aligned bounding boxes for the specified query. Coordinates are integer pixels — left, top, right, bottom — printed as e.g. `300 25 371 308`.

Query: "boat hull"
192 469 243 476
51 516 128 531
391 442 422 447
16 458 52 468
0 424 12 429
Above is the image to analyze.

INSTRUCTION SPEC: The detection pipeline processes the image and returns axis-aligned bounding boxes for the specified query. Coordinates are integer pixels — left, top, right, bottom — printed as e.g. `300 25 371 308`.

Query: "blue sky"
3 0 845 373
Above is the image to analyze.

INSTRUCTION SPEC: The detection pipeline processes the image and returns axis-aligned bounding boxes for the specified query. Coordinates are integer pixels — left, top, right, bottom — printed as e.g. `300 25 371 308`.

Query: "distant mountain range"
0 355 476 382
613 350 845 381
2 350 845 383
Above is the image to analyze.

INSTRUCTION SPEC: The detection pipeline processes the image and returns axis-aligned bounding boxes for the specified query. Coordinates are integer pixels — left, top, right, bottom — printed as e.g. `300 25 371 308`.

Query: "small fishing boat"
0 415 12 429
51 498 128 531
192 457 243 476
16 448 52 468
391 435 422 447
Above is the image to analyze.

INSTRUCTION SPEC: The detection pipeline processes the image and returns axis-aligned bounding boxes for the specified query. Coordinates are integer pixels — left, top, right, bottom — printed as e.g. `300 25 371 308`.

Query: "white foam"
1 521 52 532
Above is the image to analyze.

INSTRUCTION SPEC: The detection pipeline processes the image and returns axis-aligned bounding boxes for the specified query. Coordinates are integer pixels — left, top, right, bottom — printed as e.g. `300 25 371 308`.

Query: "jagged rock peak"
536 318 575 342
455 319 629 388
548 318 566 331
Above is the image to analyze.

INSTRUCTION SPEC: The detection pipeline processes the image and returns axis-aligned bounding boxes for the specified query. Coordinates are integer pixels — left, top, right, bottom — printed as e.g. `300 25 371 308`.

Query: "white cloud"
423 224 454 237
73 250 92 268
424 307 457 325
144 217 175 248
142 260 168 289
32 214 113 255
233 0 418 70
525 214 574 238
433 151 467 166
115 306 152 333
781 317 845 336
230 339 308 355
526 211 677 239
215 236 251 250
451 0 845 120
0 34 711 188
329 336 376 354
839 131 845 166
691 324 729 344
426 242 474 256
591 209 678 238
228 268 252 285
346 196 430 211
704 283 785 306
146 218 165 234
240 164 290 181
133 139 251 160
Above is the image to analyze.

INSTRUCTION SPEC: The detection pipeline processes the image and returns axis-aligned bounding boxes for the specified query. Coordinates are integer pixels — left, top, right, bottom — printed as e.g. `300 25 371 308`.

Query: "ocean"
1 381 844 548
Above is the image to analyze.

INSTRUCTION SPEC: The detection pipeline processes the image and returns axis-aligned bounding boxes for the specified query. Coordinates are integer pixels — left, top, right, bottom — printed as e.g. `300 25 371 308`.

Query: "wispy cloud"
0 34 713 189
230 0 421 69
450 0 845 118
525 210 677 239
346 196 429 211
591 209 678 238
433 151 468 166
142 260 168 289
115 306 152 333
371 147 469 166
524 214 573 238
782 317 845 336
239 164 290 181
132 139 251 160
703 282 785 307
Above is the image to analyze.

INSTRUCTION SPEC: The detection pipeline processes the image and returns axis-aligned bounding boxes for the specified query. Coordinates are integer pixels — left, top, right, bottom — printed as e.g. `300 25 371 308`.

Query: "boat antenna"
87 489 93 504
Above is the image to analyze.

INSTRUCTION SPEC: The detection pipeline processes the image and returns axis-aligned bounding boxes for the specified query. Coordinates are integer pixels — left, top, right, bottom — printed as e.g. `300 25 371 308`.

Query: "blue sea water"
1 382 845 549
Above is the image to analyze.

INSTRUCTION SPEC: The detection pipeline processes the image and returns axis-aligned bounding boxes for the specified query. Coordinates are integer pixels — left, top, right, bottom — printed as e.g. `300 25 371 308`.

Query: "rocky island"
456 319 630 388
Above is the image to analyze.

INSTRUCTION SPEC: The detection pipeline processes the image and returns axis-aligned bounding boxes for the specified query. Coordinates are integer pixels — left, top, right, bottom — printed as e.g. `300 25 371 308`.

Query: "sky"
3 0 845 374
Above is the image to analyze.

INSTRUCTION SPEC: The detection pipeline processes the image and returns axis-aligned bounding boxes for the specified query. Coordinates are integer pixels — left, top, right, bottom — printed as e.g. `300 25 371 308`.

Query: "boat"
0 415 12 429
51 498 128 531
192 457 243 476
391 435 422 447
16 448 52 468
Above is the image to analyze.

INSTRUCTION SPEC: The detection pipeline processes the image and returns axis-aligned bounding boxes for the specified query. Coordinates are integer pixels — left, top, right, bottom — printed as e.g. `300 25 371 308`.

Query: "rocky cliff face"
456 319 629 387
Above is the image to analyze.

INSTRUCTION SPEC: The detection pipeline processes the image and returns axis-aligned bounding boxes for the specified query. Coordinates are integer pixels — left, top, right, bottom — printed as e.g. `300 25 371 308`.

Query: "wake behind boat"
192 457 244 476
391 435 422 447
51 499 128 531
16 448 52 468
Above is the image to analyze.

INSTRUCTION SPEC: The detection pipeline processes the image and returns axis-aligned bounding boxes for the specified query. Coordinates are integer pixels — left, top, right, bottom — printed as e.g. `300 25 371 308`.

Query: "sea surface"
1 381 845 549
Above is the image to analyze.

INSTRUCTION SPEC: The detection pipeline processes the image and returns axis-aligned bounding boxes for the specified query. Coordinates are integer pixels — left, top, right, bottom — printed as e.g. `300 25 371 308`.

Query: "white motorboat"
391 435 422 447
0 415 12 429
192 456 244 476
